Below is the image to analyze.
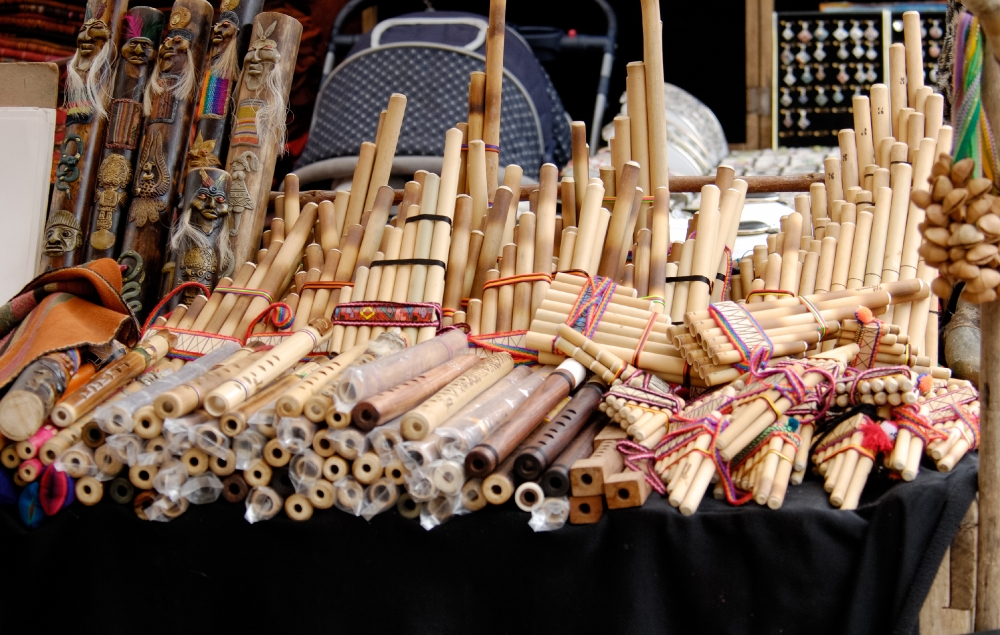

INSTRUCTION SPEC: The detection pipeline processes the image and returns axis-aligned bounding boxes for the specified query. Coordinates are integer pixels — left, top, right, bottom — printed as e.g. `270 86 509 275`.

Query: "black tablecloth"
0 454 978 635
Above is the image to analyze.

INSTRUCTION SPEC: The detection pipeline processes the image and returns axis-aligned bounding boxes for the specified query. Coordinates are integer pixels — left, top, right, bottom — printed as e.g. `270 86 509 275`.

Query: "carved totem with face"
170 168 232 301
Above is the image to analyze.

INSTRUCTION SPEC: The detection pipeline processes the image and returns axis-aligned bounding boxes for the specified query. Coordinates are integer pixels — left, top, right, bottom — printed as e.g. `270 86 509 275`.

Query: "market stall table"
0 455 976 635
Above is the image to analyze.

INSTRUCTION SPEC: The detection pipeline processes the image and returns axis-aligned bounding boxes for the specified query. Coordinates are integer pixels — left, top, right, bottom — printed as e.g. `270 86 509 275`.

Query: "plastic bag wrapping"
528 497 570 532
55 442 96 479
289 450 323 494
93 342 242 433
276 416 316 453
153 459 188 501
245 486 283 523
461 478 487 512
419 494 462 530
248 403 279 429
334 476 364 515
396 435 440 472
335 329 469 413
181 473 224 504
135 437 171 466
404 466 437 503
144 495 189 522
163 411 213 454
367 417 403 464
105 433 142 466
360 477 398 521
429 459 465 496
234 429 266 469
436 372 546 460
330 427 367 460
192 421 230 459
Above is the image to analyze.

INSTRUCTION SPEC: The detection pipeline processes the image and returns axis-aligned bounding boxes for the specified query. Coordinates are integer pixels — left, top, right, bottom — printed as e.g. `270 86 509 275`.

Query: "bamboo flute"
570 182 606 274
403 175 440 342
362 94 406 214
308 248 345 322
712 182 749 303
903 11 924 106
345 142 376 231
531 164 559 314
589 207 613 277
275 343 367 418
640 0 670 239
825 157 844 204
840 129 860 190
501 165 523 246
648 187 669 305
481 269 500 334
846 211 873 289
332 266 368 353
626 68 652 227
778 211 803 294
572 122 589 218
442 196 473 326
471 186 514 299
634 228 651 297
612 116 632 191
468 71 485 142
893 137 936 332
686 185 722 312
354 185 394 271
483 0 506 198
880 161 914 301
598 162 641 280
863 186 893 287
418 126 463 342
512 215 536 331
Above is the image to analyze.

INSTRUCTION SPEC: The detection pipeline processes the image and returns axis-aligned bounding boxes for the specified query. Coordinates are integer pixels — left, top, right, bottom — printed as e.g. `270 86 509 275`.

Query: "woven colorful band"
482 272 553 292
146 325 242 360
299 281 355 292
468 329 538 365
331 301 441 328
244 302 294 342
141 281 211 335
708 301 773 369
743 289 796 303
214 286 273 303
798 295 828 339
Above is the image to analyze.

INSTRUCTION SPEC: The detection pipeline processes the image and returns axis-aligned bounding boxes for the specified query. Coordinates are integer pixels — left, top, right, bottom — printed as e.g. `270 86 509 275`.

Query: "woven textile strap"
708 301 774 370
332 301 441 328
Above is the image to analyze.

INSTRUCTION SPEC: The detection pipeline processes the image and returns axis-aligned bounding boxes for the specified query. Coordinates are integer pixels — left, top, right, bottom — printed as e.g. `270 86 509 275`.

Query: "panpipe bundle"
0 7 980 532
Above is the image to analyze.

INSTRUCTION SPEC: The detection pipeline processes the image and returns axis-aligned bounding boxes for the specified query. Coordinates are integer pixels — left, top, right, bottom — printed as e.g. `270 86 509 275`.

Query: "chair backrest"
299 11 574 179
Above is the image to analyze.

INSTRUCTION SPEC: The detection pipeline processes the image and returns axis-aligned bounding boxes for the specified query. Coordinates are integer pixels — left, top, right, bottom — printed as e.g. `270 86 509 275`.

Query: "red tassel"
860 421 894 454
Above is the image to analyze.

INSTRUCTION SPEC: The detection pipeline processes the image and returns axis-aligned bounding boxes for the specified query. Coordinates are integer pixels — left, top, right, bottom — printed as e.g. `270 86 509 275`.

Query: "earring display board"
889 7 947 88
773 11 890 148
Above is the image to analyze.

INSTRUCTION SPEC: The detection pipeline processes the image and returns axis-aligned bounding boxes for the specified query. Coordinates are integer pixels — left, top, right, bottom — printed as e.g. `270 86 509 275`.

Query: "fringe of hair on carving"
251 62 288 155
144 45 196 116
211 35 241 81
170 207 235 279
65 40 117 119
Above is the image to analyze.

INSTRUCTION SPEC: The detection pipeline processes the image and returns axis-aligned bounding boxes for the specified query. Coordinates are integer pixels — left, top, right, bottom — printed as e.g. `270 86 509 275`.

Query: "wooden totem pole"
186 0 265 172
38 0 128 271
117 0 212 316
224 12 302 267
85 6 167 261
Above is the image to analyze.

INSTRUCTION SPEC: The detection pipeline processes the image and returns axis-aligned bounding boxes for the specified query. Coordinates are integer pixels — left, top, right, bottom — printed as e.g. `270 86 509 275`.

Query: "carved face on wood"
76 19 110 71
44 211 83 256
211 20 238 53
190 172 230 234
243 22 278 92
158 34 191 73
122 37 156 66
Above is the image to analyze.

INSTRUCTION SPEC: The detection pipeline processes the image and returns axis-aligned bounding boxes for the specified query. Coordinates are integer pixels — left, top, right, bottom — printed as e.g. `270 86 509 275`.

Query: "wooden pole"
979 300 1000 630
483 0 506 199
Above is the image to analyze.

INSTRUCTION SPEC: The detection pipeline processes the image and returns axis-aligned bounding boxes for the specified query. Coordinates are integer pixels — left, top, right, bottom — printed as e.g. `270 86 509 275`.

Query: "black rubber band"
370 258 446 269
665 274 713 286
405 213 452 226
716 272 726 282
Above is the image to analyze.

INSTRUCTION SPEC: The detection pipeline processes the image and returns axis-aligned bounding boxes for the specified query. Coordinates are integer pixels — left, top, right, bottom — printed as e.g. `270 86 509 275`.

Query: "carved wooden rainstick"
167 167 232 304
117 0 213 317
224 12 302 267
85 6 167 261
38 0 129 272
186 0 264 172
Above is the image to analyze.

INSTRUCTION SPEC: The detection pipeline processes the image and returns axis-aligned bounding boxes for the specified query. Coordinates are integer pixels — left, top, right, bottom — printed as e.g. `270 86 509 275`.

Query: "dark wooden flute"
514 379 605 481
541 416 604 497
465 359 586 479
